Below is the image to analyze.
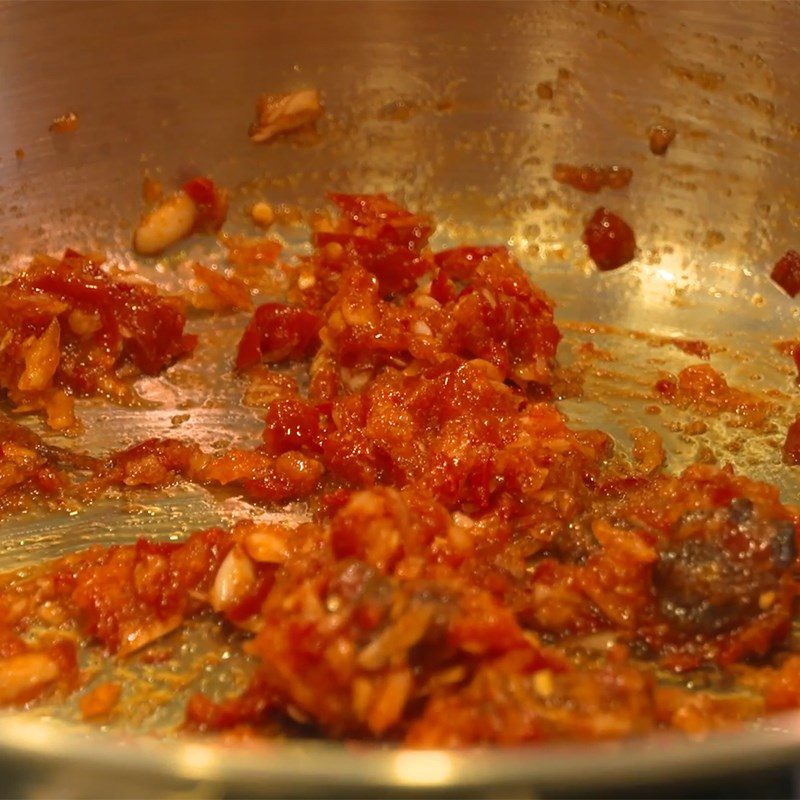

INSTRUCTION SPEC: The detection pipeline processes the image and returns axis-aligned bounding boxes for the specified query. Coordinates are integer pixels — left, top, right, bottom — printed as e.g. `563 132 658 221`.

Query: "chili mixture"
0 193 798 747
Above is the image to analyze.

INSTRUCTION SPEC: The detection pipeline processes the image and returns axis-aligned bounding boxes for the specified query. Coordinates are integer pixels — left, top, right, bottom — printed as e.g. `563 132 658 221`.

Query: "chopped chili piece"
235 304 321 370
582 207 636 270
262 398 324 455
771 250 800 297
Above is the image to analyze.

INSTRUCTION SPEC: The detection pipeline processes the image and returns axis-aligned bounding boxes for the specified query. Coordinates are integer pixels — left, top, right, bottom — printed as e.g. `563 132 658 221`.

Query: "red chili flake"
183 176 229 232
771 250 800 297
262 398 323 454
183 177 216 207
236 303 321 370
582 207 636 271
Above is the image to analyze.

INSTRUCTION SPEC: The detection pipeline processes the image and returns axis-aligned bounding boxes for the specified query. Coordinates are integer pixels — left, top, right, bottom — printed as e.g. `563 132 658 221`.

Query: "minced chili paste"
0 194 798 749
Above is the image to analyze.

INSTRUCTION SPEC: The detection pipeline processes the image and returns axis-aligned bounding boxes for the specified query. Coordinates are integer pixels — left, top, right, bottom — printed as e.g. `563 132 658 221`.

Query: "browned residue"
562 321 720 358
670 339 711 360
670 65 725 91
553 164 632 193
648 126 676 156
654 364 772 429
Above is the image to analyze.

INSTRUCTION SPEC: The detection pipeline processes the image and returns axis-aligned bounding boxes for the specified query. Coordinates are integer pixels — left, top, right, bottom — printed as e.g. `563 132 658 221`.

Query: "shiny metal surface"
1 0 800 795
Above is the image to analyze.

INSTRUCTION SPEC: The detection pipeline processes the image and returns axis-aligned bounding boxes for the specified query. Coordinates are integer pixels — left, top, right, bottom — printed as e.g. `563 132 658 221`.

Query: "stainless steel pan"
1 1 800 795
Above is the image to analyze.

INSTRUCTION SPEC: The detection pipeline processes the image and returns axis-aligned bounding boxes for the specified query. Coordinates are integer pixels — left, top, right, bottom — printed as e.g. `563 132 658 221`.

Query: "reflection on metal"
392 751 455 785
175 743 223 781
